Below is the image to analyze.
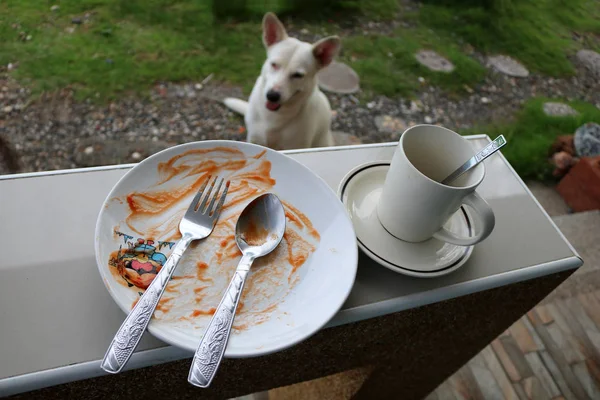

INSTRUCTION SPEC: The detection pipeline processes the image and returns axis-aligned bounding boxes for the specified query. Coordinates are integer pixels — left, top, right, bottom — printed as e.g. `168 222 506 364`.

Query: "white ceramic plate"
338 162 474 278
95 140 358 357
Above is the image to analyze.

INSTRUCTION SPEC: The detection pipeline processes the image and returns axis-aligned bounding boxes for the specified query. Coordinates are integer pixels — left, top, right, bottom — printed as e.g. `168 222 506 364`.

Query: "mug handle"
432 191 495 246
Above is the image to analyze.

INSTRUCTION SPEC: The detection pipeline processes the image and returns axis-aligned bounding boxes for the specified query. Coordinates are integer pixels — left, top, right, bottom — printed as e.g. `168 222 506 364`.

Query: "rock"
194 83 203 90
131 152 142 161
332 131 362 147
424 116 433 124
487 55 529 77
574 122 600 157
366 101 376 109
317 61 360 94
418 77 425 83
576 49 600 79
83 146 94 155
3 106 13 113
25 35 32 41
409 101 422 113
480 97 491 104
374 115 406 134
414 50 455 73
543 102 579 117
50 5 59 12
65 27 75 34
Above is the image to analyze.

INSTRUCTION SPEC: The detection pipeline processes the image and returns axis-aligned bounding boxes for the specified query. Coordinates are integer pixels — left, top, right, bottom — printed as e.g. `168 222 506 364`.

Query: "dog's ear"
262 12 287 48
312 36 341 68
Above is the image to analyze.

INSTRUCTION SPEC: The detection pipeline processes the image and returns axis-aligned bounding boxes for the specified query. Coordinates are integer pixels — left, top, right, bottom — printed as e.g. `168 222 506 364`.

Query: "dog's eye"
271 62 280 70
290 72 304 79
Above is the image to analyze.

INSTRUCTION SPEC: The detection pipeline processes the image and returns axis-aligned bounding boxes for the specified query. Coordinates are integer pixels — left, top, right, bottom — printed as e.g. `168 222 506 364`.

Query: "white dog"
223 12 340 150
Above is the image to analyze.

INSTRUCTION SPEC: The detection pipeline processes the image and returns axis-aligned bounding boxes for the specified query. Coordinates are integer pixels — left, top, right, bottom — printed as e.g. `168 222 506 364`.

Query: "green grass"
418 0 600 76
2 0 599 102
343 26 486 97
0 0 403 101
463 98 600 181
1 1 268 100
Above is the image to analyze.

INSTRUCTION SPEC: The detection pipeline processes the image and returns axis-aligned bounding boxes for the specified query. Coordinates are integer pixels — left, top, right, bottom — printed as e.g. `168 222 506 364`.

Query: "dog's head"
260 12 341 112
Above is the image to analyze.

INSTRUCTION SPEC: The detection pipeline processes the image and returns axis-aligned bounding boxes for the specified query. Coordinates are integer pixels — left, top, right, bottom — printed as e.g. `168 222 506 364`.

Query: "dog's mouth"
265 101 281 112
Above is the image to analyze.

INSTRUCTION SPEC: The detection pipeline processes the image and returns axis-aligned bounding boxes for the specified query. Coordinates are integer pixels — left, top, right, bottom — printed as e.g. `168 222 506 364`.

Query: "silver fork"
101 175 230 374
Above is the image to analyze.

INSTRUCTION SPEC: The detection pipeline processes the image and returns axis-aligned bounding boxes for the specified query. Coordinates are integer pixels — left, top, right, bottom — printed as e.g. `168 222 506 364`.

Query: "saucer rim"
338 161 474 277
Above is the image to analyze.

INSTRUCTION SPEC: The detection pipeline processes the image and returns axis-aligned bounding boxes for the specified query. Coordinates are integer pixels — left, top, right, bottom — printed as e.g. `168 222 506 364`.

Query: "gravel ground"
1 18 599 175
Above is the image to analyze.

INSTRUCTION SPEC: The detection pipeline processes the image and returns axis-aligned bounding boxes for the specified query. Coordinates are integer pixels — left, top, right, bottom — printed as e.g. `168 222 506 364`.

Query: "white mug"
377 125 495 246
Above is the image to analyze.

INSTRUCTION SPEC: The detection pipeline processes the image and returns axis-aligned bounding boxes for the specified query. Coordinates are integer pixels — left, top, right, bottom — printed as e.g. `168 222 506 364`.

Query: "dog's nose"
266 90 281 103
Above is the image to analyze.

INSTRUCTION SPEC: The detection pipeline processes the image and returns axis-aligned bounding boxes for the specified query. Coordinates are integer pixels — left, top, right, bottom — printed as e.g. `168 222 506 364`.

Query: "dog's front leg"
312 130 334 148
246 129 269 148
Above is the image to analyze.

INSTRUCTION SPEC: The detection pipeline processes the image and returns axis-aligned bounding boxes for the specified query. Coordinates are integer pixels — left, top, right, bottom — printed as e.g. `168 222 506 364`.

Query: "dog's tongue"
266 101 281 111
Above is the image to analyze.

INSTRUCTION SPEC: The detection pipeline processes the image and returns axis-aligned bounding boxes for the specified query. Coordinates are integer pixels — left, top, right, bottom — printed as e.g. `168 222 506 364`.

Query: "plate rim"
337 161 474 279
94 140 359 357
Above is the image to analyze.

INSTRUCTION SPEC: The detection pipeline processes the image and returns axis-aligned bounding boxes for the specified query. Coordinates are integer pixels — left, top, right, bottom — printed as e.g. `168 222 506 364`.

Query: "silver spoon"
187 193 286 388
441 135 507 185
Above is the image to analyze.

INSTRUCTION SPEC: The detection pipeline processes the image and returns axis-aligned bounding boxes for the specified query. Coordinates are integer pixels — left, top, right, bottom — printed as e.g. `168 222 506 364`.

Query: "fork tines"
190 175 230 218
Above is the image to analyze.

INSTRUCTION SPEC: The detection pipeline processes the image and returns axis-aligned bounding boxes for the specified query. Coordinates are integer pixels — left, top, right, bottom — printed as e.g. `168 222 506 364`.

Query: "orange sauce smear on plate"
109 147 320 332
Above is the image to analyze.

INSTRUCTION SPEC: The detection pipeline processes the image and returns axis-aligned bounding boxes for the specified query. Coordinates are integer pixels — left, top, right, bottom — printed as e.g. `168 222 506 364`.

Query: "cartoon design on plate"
109 234 175 290
106 147 321 332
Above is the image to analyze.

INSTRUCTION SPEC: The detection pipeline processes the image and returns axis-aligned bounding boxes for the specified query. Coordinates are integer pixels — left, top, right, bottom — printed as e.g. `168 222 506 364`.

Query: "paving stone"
576 49 600 79
543 102 579 117
317 61 360 94
415 50 455 73
487 55 529 78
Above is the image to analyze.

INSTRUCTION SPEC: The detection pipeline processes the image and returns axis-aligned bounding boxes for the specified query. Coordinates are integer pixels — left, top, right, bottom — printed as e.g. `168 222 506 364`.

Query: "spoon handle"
441 135 507 185
188 253 254 388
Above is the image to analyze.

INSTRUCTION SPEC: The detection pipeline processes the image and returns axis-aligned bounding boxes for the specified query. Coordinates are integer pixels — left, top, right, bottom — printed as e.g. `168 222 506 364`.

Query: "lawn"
2 0 598 101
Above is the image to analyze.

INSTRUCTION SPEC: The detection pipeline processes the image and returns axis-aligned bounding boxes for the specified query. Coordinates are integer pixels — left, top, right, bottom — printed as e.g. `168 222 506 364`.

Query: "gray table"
0 137 582 399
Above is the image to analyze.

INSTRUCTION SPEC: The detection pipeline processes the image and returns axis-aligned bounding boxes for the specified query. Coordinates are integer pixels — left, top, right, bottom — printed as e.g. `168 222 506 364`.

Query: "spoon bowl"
236 193 286 257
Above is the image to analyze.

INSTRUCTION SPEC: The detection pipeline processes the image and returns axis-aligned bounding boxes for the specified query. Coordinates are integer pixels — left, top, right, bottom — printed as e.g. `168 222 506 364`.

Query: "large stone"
543 102 579 117
487 55 529 78
374 115 407 134
576 49 600 79
414 50 455 73
317 61 360 94
574 122 600 157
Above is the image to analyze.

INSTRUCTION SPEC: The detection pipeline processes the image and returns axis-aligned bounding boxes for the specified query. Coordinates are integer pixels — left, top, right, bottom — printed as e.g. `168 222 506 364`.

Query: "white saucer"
338 162 474 278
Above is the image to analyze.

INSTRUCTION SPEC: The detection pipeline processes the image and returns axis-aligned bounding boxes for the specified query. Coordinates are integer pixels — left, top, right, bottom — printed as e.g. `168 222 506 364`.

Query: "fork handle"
101 233 194 374
188 253 254 388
